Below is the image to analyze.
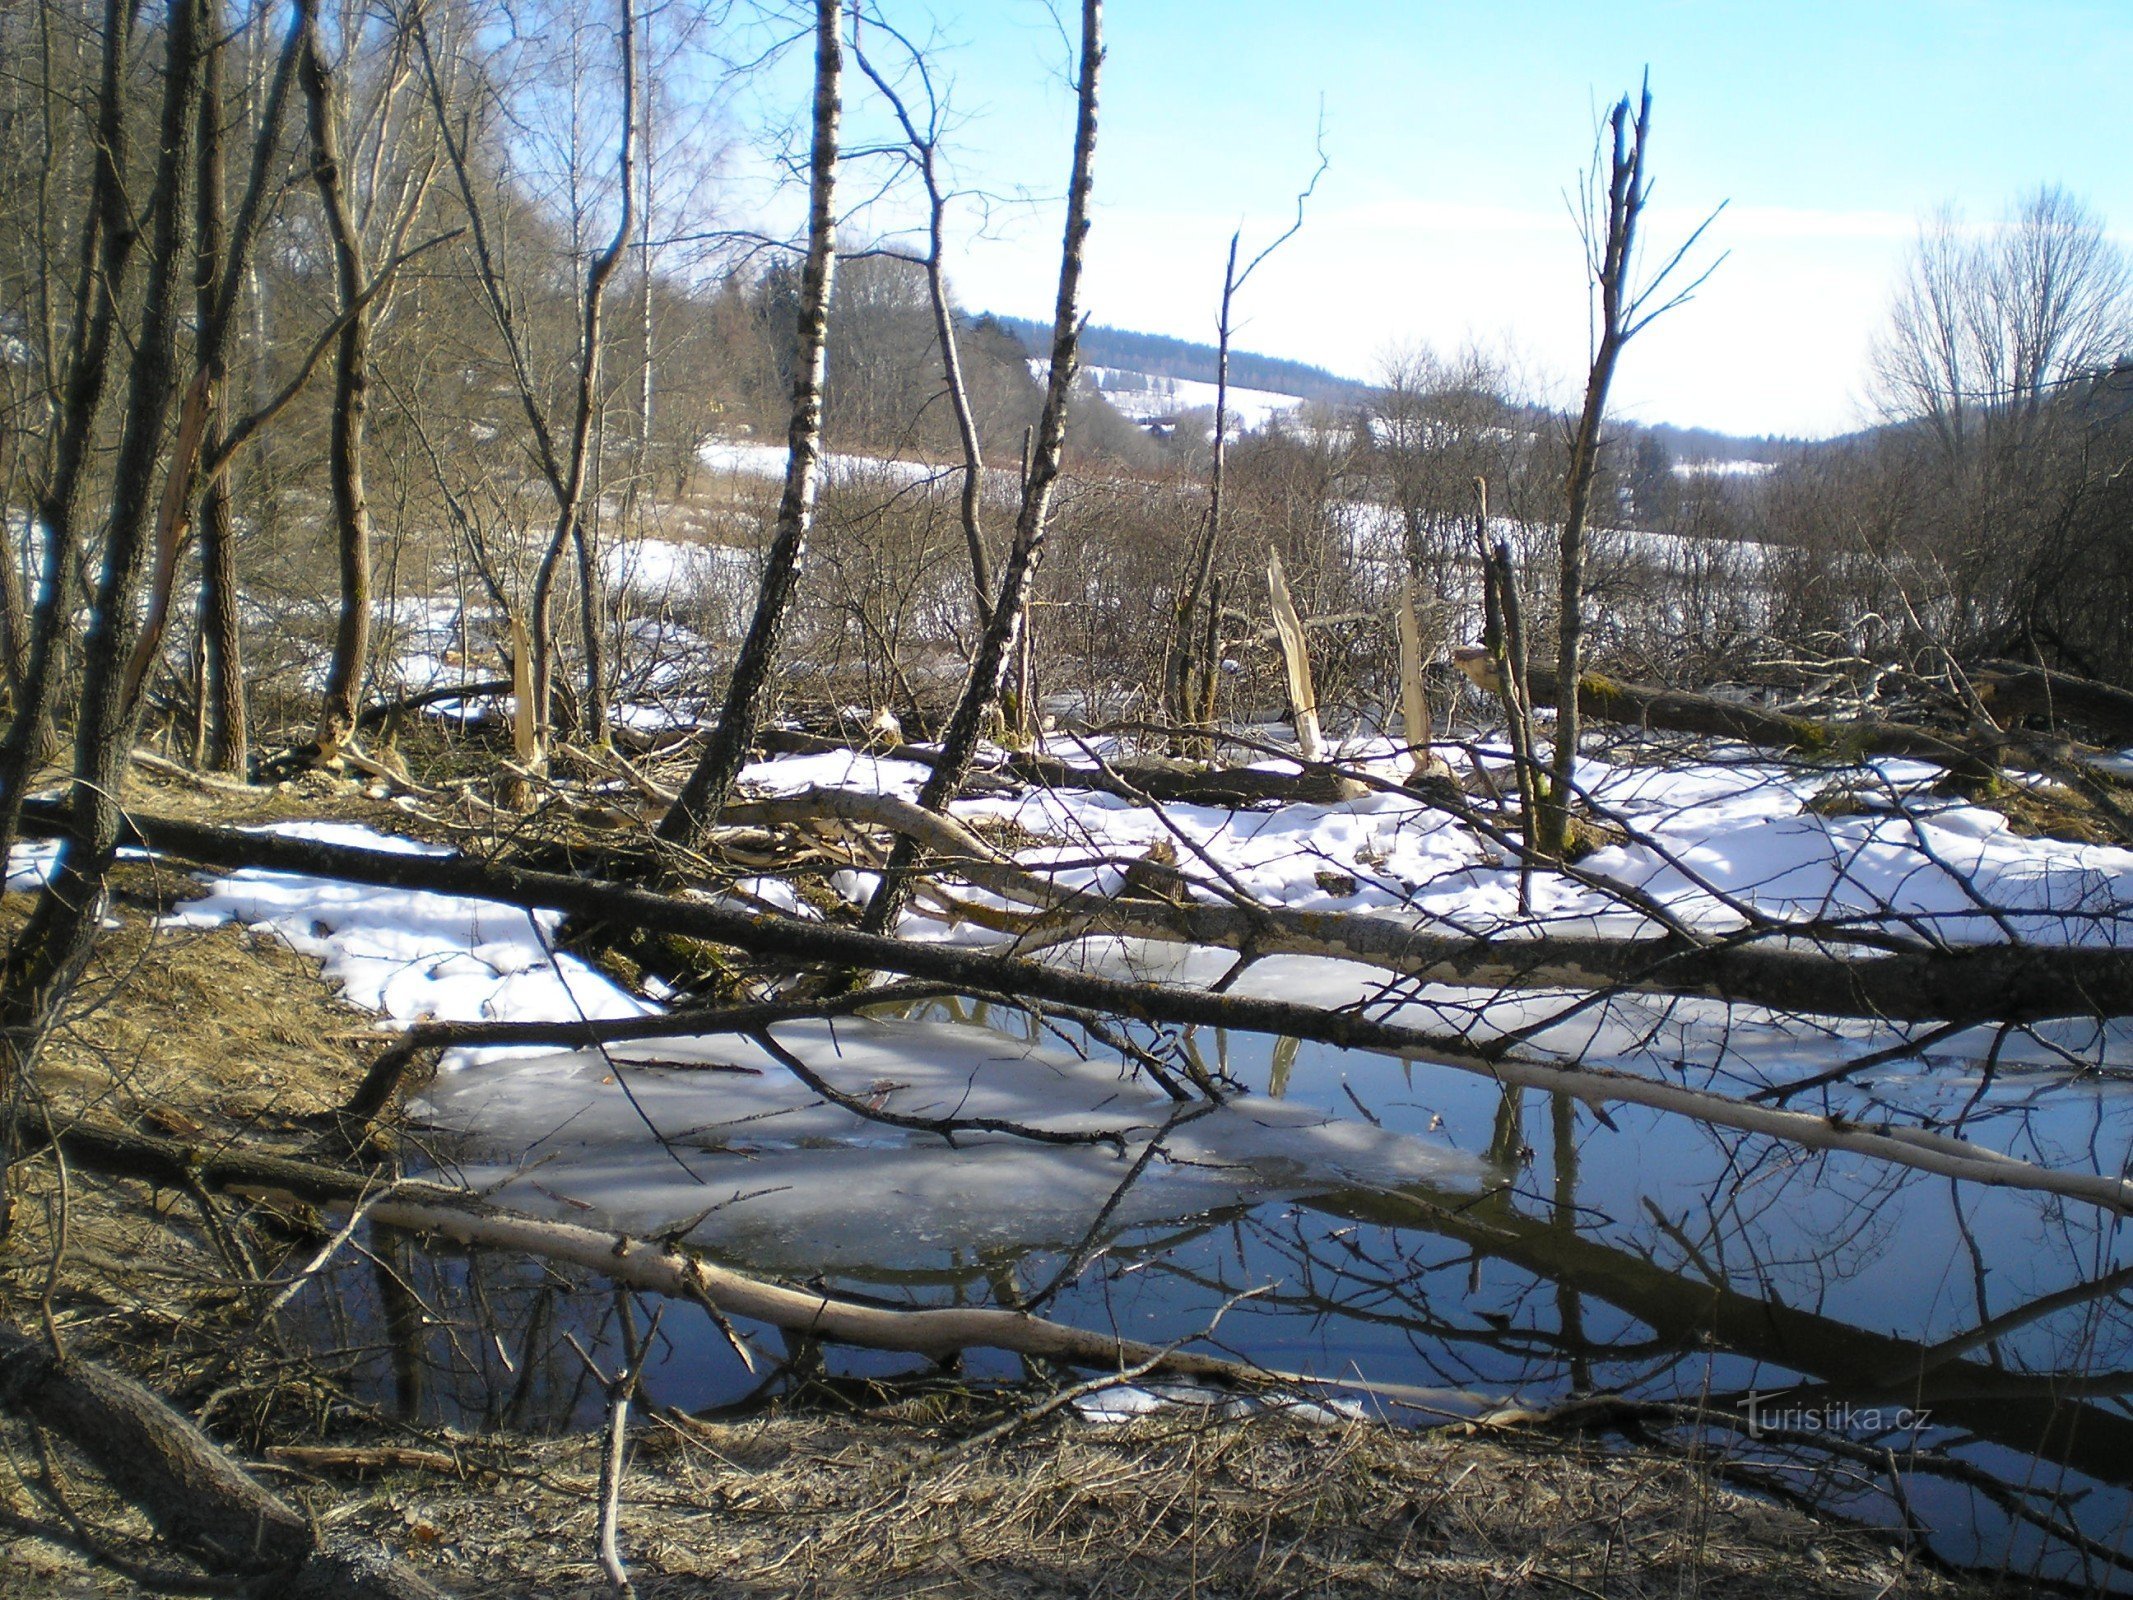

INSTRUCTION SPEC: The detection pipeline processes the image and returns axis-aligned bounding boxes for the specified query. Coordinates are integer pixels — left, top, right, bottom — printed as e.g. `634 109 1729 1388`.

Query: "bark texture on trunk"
0 0 205 1238
657 0 841 846
0 0 140 862
855 0 1101 935
301 0 374 765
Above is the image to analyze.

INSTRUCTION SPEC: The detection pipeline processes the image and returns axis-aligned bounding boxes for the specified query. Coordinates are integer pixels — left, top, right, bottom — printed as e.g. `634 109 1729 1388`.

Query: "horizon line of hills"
980 312 1813 465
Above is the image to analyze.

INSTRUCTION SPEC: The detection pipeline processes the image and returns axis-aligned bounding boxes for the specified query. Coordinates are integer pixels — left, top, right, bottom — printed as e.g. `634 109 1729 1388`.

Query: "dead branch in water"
16 1115 1481 1414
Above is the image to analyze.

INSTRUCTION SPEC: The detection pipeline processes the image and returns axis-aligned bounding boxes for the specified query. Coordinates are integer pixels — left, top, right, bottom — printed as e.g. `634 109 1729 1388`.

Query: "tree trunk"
656 0 840 848
195 455 247 772
0 1327 452 1596
0 0 205 1236
854 0 1100 937
1166 231 1238 743
850 33 994 625
0 508 26 706
1454 649 2006 774
532 0 634 754
1546 90 1648 857
0 0 140 865
189 7 244 773
302 0 374 767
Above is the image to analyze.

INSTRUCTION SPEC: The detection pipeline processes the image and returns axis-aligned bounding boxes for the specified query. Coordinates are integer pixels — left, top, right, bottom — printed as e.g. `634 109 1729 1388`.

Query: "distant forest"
985 315 1371 405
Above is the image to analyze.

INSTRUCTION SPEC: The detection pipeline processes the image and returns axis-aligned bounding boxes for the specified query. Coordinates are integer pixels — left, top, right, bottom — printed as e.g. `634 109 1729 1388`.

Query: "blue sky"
746 2 2133 438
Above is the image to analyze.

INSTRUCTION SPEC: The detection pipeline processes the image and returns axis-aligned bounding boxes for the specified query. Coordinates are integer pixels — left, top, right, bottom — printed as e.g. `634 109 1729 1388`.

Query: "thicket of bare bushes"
4 0 2124 762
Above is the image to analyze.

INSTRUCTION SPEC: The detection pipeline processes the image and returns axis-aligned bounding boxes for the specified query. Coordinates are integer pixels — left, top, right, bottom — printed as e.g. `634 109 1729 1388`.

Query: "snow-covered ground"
796 735 2133 951
698 438 951 489
1672 458 1778 479
599 536 754 600
1082 365 1307 430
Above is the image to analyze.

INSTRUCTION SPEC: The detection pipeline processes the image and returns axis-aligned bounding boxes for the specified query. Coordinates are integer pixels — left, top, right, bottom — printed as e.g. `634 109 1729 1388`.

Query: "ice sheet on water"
154 821 1477 1269
422 1015 1478 1272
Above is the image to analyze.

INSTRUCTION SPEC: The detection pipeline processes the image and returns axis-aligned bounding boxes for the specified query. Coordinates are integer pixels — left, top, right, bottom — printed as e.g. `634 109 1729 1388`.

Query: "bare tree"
850 12 993 629
1164 137 1325 747
0 0 142 862
1541 78 1720 857
299 0 376 766
415 0 636 765
658 0 842 847
1851 188 2133 671
855 0 1101 937
1875 186 2130 455
191 13 246 770
1 0 206 1233
550 0 636 753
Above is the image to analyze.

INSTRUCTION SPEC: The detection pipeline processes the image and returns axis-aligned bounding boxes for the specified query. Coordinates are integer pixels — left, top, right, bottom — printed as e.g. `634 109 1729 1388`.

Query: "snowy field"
1082 365 1307 430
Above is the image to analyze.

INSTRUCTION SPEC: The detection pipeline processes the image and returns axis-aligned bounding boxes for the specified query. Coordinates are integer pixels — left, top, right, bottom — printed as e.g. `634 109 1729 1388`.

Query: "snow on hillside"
1671 458 1778 479
1082 365 1306 430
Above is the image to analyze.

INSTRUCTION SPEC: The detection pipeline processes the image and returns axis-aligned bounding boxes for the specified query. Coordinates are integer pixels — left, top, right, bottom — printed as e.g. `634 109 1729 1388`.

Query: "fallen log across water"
19 799 2133 1213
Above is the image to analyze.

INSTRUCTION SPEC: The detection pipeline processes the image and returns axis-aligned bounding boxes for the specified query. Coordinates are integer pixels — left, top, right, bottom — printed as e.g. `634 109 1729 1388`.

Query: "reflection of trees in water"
1008 1075 2133 1582
1307 1096 2132 1585
282 1058 2133 1586
290 1235 651 1435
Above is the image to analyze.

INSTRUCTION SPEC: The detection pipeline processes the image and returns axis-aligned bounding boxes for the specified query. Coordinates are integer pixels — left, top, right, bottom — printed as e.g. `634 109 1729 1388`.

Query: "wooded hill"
986 314 1371 405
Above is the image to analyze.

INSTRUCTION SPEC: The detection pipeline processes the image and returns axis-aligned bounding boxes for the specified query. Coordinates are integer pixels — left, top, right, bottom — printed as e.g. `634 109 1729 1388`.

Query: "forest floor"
0 766 1996 1598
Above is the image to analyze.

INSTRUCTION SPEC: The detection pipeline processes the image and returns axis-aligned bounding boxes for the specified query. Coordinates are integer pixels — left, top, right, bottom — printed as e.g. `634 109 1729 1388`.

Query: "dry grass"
207 1404 1965 1600
6 771 395 1127
0 1396 1978 1599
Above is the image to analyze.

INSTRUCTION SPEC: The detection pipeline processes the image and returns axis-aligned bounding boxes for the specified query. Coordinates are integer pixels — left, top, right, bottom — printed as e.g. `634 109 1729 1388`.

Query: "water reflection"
298 997 2133 1592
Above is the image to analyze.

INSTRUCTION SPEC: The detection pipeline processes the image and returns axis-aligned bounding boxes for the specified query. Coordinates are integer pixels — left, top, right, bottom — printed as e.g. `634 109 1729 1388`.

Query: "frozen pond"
94 743 2133 1592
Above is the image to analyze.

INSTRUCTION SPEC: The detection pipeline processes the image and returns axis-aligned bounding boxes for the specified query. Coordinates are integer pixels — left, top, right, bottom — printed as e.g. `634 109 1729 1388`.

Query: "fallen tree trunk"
1976 660 2133 745
0 1324 450 1597
1454 648 2000 773
19 799 2133 1212
756 725 1361 806
723 785 2133 1026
